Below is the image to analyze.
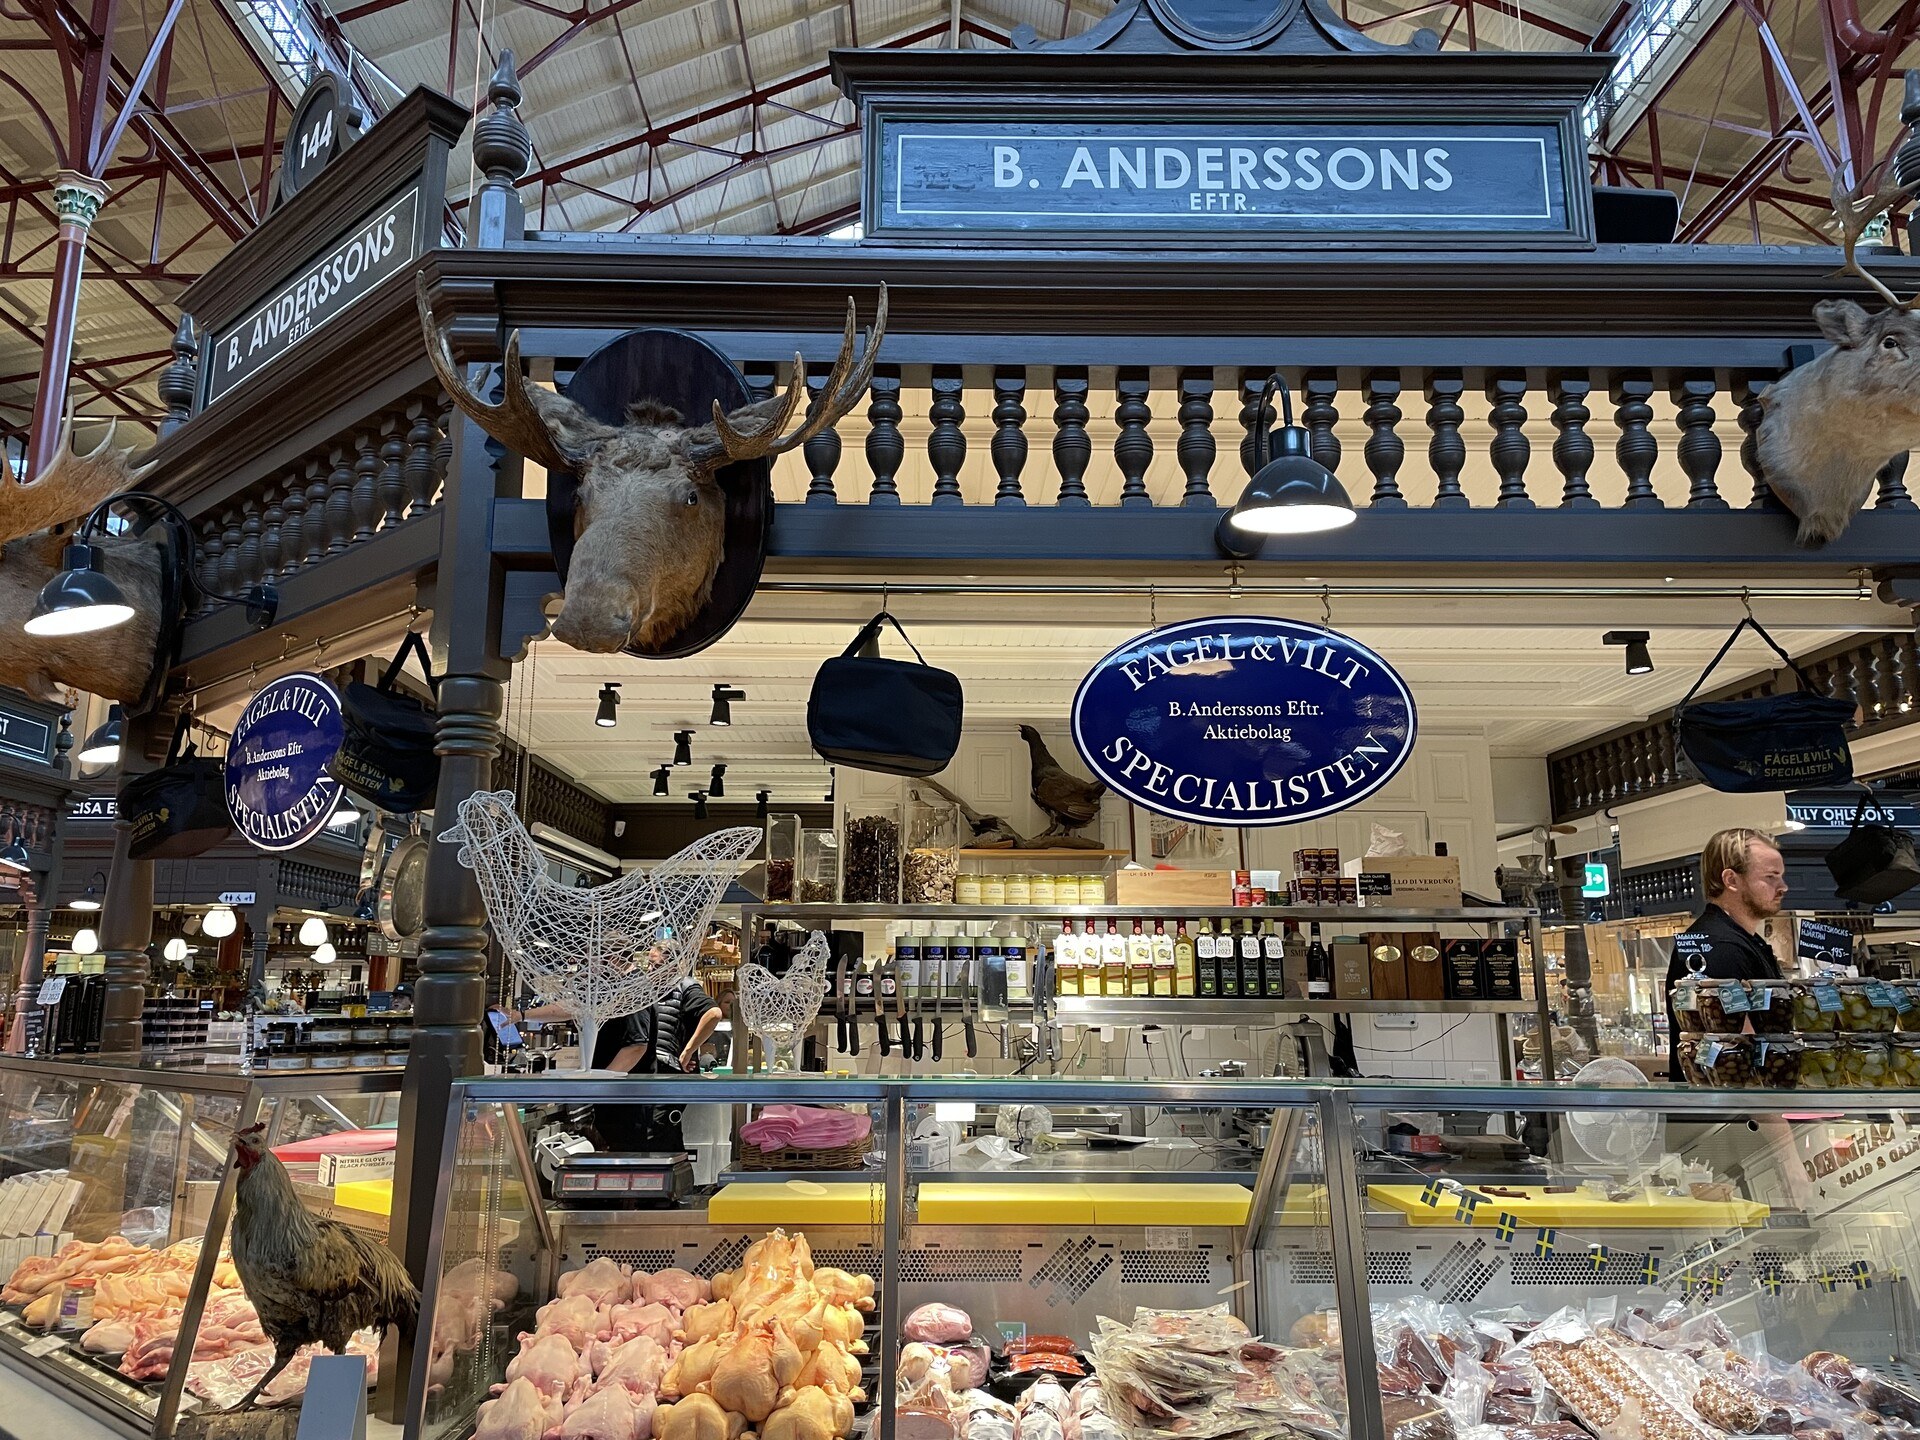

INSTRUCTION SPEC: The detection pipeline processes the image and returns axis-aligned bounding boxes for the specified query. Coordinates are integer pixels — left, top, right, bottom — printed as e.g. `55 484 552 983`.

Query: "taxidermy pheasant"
1019 725 1109 844
227 1124 418 1408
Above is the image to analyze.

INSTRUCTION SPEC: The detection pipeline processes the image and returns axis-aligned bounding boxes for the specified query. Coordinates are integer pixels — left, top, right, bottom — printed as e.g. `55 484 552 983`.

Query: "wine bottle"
1054 922 1078 997
1173 921 1196 996
1151 919 1175 997
1239 919 1262 1000
1262 919 1287 998
1220 921 1243 998
1103 919 1128 998
1197 919 1219 998
1128 919 1154 997
1307 922 1332 999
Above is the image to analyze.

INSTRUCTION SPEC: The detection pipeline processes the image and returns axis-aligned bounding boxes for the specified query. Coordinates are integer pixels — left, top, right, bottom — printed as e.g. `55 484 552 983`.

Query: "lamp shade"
298 916 329 947
163 937 189 962
24 543 136 636
1223 426 1357 536
0 839 29 873
202 905 238 938
71 927 98 955
313 941 337 964
77 705 124 766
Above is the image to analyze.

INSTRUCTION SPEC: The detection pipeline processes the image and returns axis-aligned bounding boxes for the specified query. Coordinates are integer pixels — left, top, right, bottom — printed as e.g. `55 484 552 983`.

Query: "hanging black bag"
119 713 232 860
330 631 441 812
1826 790 1920 903
1673 616 1854 793
808 612 963 777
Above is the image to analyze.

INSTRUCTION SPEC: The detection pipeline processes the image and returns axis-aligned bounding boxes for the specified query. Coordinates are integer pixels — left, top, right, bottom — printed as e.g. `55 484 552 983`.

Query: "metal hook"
1321 586 1333 626
1741 587 1755 622
1225 561 1244 597
1149 584 1158 628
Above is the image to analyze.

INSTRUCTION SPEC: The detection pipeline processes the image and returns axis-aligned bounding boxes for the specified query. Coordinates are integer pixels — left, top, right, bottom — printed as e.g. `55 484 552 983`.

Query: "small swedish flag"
1705 1268 1726 1296
1760 1267 1784 1296
1589 1244 1610 1272
1421 1179 1445 1208
1819 1272 1839 1293
1535 1229 1557 1257
1853 1261 1872 1289
1494 1212 1519 1242
1455 1192 1483 1224
1642 1254 1661 1284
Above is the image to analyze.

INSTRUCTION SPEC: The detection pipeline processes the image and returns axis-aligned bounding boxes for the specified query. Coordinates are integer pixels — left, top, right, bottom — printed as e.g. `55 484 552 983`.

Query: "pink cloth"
739 1105 872 1152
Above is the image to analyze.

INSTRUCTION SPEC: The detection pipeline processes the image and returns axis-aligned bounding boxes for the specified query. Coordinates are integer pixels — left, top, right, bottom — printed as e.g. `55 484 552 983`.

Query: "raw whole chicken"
586 1334 669 1399
609 1300 677 1347
558 1380 652 1440
640 1268 710 1311
680 1300 735 1344
811 1268 875 1311
708 1323 785 1421
558 1257 632 1307
506 1331 583 1399
656 1393 746 1440
764 1385 852 1440
535 1293 607 1350
477 1377 564 1440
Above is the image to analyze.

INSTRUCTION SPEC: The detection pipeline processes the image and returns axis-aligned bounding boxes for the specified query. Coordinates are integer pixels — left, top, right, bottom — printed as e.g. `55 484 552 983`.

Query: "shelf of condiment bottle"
747 903 1536 922
956 848 1131 858
1048 997 1536 1020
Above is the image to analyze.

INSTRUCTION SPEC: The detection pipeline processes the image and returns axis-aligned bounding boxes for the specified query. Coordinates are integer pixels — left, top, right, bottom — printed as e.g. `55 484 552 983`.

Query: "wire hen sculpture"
737 929 831 1071
439 790 758 1069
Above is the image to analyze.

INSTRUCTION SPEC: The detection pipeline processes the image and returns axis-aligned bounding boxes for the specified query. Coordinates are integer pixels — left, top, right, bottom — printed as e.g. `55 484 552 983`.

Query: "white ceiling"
510 582 1907 805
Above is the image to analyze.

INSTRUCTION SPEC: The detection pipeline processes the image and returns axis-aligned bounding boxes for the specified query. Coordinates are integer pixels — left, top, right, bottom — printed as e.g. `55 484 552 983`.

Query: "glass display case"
0 1055 402 1437
410 1074 1920 1440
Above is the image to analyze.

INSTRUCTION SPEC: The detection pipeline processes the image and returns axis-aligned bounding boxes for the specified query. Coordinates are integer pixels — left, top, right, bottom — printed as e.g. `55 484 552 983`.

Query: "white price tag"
23 1333 64 1356
1144 1226 1193 1251
34 977 65 1006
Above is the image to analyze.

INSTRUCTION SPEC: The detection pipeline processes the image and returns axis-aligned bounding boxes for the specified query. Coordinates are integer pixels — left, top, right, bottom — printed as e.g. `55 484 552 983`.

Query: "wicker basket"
737 1133 874 1171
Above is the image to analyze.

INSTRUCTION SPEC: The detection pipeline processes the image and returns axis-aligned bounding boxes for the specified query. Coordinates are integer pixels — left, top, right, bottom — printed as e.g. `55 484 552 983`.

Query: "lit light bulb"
202 906 238 938
163 937 189 962
298 916 329 947
71 928 98 955
313 941 337 964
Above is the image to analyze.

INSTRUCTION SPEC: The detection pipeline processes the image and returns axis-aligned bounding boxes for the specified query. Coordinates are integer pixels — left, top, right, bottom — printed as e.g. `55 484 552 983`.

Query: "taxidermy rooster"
1018 725 1108 845
226 1124 418 1408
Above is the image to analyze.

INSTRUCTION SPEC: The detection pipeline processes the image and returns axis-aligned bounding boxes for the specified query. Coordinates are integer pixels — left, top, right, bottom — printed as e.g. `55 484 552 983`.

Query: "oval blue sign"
225 673 345 852
1070 616 1417 827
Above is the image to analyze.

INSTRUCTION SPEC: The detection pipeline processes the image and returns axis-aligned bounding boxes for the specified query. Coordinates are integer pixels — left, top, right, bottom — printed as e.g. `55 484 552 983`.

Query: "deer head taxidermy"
0 421 172 706
419 279 886 653
1756 172 1920 546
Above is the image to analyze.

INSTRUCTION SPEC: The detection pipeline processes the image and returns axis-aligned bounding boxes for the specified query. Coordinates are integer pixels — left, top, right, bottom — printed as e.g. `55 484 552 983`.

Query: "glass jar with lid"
1791 979 1841 1033
765 813 801 903
955 873 984 906
1693 1033 1756 1087
1798 1034 1842 1087
1891 1032 1920 1085
1753 1034 1803 1088
903 790 961 903
1746 978 1793 1033
1079 873 1108 905
1892 980 1920 1031
1839 1032 1893 1086
1836 978 1897 1033
1005 874 1033 907
841 801 902 903
981 874 1007 906
1029 873 1057 906
800 828 839 904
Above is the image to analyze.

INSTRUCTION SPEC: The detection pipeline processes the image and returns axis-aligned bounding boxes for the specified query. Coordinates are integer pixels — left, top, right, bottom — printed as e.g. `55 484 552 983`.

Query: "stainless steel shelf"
748 903 1535 922
1052 997 1535 1021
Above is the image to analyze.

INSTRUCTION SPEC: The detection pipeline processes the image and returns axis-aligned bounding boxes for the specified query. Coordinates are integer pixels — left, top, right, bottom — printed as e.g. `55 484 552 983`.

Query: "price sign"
35 976 66 1006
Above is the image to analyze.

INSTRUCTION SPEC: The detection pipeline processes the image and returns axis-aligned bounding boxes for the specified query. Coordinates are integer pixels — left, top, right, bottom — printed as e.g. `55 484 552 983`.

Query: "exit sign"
1582 862 1611 898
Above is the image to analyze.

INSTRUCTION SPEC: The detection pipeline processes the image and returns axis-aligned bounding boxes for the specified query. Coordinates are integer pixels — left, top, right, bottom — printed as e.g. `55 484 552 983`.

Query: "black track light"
756 789 770 820
709 762 727 797
1603 630 1653 675
690 789 709 819
824 766 836 804
673 730 694 766
595 682 621 727
710 684 745 726
651 765 671 796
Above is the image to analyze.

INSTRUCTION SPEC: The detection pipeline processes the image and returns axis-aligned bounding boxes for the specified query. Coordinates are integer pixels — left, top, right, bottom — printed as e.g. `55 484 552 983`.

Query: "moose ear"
527 386 619 463
1815 299 1874 349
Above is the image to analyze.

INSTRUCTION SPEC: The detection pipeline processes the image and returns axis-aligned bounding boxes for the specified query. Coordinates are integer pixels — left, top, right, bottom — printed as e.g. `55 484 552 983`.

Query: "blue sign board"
1071 617 1417 827
226 673 345 852
873 118 1572 238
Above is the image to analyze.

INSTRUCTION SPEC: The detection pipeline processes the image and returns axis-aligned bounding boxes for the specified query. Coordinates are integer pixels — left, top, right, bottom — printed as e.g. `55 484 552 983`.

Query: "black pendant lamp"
1217 374 1356 558
672 730 694 766
651 765 671 796
595 682 621 727
77 704 124 766
709 762 727 797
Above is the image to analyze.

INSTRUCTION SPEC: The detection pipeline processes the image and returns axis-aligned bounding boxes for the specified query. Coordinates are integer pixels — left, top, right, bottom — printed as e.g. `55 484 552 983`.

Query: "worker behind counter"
1665 827 1789 1080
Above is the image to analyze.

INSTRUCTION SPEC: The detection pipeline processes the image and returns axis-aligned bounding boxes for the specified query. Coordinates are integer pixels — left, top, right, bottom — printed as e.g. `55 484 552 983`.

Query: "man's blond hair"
1700 828 1780 899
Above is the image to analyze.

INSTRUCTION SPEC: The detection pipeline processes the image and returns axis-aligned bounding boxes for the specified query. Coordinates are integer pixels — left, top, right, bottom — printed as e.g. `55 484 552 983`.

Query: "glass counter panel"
1343 1090 1920 1440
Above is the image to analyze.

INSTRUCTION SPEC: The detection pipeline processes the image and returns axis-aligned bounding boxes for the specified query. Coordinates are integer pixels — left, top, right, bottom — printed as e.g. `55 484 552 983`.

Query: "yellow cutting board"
707 1183 886 1225
1369 1184 1768 1229
917 1183 1098 1224
1089 1184 1252 1226
334 1178 393 1217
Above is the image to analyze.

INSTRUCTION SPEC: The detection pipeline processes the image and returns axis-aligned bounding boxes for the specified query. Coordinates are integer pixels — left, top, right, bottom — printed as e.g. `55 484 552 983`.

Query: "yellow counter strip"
1089 1184 1252 1226
1369 1184 1768 1229
333 1178 394 1217
707 1183 885 1225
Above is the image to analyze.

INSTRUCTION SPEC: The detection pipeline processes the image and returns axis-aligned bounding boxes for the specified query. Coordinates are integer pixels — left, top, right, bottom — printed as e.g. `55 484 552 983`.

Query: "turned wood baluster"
280 468 306 578
325 444 355 554
865 368 903 505
1849 648 1875 727
406 401 439 517
1734 376 1779 509
301 458 329 565
352 431 381 542
1869 641 1894 722
1486 374 1533 509
258 482 284 584
219 509 243 597
1877 453 1917 510
1176 369 1215 508
1670 375 1727 509
1612 374 1662 509
1238 370 1275 478
1656 726 1677 785
803 376 843 506
743 361 777 404
928 367 967 506
196 519 223 616
1426 373 1468 509
1053 368 1092 506
990 368 1028 507
1114 369 1154 507
1363 370 1406 508
378 414 408 527
435 398 455 503
1303 372 1341 475
1901 634 1920 712
1549 375 1597 509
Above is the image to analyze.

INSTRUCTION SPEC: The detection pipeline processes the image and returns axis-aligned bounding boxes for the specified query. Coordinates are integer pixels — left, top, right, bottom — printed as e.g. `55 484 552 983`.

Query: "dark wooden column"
96 714 155 1057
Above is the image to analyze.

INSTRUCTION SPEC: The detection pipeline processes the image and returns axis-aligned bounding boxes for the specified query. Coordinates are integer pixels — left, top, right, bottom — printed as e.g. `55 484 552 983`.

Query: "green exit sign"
1582 862 1611 898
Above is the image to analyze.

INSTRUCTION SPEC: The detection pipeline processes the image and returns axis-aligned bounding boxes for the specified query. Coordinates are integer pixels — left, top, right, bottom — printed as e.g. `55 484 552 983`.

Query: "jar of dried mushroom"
800 828 839 903
764 813 801 903
903 792 961 903
841 805 902 903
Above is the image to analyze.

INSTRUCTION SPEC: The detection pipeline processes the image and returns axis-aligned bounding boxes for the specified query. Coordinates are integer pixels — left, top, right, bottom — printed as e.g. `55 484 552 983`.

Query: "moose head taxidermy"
1756 175 1920 546
418 280 887 653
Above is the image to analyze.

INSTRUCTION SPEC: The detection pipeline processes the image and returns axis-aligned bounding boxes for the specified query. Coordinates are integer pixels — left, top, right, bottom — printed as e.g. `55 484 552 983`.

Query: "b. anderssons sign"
873 119 1572 238
1071 617 1417 827
203 185 421 404
226 674 345 852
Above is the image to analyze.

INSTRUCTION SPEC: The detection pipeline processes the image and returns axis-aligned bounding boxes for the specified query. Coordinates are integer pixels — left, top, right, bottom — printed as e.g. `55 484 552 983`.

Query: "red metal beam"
90 0 188 175
516 0 657 84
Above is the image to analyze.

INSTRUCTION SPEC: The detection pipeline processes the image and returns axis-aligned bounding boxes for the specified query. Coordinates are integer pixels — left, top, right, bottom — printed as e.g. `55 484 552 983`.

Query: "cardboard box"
1482 939 1522 1000
1443 939 1484 999
1350 855 1463 909
322 1151 397 1186
1332 940 1372 999
1404 931 1446 1000
1365 933 1408 999
1114 868 1235 906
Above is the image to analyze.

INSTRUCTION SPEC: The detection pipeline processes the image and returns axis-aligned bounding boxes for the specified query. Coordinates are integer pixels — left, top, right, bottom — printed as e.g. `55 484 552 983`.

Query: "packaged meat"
1291 1311 1342 1348
906 1303 975 1345
1006 1335 1078 1357
1384 1393 1456 1440
1010 1353 1086 1378
1802 1354 1862 1398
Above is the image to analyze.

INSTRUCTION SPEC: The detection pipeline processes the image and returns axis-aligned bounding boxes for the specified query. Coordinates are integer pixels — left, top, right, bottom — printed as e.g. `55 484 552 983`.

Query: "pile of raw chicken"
477 1230 874 1440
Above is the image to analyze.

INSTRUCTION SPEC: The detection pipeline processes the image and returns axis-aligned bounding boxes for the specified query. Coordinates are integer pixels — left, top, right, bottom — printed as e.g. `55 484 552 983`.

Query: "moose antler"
1831 170 1919 311
0 417 153 548
416 279 582 475
707 285 888 462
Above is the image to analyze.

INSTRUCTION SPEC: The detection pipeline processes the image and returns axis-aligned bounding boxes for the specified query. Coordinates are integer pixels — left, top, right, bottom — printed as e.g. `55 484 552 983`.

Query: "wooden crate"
1113 868 1235 905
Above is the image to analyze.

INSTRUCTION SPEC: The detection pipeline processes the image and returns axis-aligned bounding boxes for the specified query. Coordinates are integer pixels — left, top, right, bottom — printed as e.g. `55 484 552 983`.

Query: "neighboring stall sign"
202 184 421 405
872 118 1573 239
69 795 116 823
0 701 52 764
1787 790 1920 832
1071 615 1417 826
225 673 344 852
218 891 258 906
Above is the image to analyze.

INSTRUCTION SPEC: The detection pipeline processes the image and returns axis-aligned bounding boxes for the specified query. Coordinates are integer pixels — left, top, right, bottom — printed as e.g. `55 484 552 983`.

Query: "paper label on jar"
1814 982 1843 1012
1718 985 1750 1014
1893 986 1916 1014
1868 980 1898 1009
1701 1040 1723 1066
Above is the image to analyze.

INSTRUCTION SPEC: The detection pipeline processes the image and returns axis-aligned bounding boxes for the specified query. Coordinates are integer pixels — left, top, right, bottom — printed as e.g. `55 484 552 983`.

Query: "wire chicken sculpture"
737 929 831 1071
439 790 758 1069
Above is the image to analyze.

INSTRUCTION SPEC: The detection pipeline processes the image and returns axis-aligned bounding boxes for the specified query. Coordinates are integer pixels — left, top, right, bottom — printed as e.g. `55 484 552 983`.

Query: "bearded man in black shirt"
1665 827 1789 1079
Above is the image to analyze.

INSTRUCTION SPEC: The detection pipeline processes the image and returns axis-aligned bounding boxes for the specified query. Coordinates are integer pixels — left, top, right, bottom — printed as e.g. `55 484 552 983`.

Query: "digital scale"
550 1153 694 1206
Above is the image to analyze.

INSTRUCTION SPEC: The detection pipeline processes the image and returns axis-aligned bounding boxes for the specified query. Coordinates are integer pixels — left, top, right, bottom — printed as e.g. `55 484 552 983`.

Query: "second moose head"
420 281 886 653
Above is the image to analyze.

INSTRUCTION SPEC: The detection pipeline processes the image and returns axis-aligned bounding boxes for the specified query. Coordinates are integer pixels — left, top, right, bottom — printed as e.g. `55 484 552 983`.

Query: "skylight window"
1583 0 1718 144
232 0 326 94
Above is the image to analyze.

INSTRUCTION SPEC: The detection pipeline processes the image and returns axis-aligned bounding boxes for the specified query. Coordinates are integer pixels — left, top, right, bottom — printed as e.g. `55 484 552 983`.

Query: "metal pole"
96 714 154 1057
1530 913 1554 1081
6 877 51 1054
25 172 108 477
1317 1089 1385 1440
877 1087 906 1440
